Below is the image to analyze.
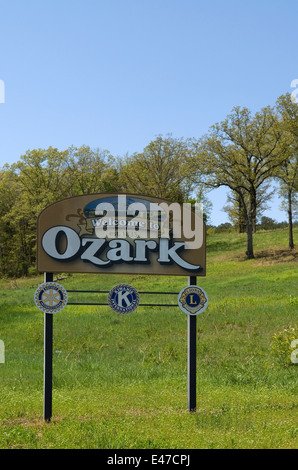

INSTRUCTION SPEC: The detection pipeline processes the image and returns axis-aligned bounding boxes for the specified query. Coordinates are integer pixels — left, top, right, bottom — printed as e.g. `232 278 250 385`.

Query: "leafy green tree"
120 135 194 202
193 105 290 258
7 148 70 275
14 147 69 207
0 146 121 277
194 187 213 224
65 145 120 195
259 216 277 231
275 94 298 249
0 166 22 275
223 184 273 233
222 190 246 233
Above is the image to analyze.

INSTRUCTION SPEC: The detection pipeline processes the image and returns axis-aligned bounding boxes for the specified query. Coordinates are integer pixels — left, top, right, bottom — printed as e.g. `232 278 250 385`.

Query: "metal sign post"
178 279 208 412
44 272 53 422
187 276 197 412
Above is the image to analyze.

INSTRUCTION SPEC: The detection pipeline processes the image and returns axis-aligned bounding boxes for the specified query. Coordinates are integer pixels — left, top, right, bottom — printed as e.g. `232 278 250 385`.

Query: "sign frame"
37 193 207 421
37 193 206 277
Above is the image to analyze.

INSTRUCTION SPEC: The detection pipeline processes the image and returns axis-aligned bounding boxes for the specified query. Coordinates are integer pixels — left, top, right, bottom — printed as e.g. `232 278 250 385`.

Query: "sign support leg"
188 276 197 412
44 272 53 422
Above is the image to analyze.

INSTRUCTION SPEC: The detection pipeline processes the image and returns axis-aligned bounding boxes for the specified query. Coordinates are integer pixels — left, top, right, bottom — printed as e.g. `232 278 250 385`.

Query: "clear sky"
0 0 297 225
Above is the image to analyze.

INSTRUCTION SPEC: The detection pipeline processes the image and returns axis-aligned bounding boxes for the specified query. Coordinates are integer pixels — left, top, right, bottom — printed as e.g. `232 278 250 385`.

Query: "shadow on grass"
207 236 246 254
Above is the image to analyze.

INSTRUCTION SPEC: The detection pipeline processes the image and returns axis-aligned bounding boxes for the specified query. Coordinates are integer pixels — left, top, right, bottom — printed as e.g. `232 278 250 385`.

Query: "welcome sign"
37 193 206 276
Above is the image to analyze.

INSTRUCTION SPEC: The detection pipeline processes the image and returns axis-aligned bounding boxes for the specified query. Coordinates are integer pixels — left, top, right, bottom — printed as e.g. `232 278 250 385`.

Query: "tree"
222 183 273 233
7 148 70 275
259 216 277 231
0 145 121 277
14 147 69 207
195 187 213 224
65 145 120 195
193 105 290 258
277 159 298 248
275 94 298 249
222 190 246 233
0 166 22 276
119 135 194 203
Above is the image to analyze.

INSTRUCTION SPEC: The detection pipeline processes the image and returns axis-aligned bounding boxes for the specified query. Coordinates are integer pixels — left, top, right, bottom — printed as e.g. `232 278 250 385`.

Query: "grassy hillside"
0 228 297 449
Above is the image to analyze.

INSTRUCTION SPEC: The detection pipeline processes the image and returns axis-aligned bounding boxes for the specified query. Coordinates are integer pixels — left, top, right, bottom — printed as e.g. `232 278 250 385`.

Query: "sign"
35 282 68 314
108 284 139 314
37 193 206 276
178 285 208 315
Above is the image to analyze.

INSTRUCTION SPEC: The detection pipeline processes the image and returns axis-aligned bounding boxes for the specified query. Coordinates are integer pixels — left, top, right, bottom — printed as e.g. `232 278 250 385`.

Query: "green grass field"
0 228 297 449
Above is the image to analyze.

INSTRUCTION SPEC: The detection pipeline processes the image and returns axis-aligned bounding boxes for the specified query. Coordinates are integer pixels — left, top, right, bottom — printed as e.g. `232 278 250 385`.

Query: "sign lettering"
37 194 206 276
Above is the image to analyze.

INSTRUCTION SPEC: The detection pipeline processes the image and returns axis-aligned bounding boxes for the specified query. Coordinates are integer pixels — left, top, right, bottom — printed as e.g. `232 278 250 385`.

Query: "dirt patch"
2 416 63 428
227 247 298 265
254 248 298 265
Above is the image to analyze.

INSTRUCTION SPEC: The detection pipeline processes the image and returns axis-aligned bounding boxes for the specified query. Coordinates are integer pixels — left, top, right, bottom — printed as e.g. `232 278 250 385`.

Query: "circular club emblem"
34 282 68 314
178 285 208 315
108 284 139 314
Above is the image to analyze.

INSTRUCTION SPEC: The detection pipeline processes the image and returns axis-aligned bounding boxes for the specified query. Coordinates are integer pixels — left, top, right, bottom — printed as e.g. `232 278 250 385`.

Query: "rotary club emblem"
35 282 68 314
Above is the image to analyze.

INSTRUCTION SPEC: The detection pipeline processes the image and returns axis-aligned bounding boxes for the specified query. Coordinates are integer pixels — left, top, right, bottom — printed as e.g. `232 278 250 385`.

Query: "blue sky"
0 0 297 225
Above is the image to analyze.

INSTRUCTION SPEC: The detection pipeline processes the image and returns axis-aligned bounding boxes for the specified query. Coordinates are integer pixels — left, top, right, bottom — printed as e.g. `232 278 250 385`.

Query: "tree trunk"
239 192 255 259
288 188 294 249
252 215 257 234
245 192 256 258
237 194 246 233
245 217 255 259
250 188 257 234
239 222 246 233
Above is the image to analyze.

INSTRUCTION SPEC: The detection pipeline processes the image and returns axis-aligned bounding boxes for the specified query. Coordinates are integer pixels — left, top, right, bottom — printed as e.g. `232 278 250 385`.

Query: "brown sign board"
37 193 206 276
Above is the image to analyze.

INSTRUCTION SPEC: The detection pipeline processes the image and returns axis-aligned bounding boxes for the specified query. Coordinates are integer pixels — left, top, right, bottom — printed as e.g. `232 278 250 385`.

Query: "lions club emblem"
178 285 208 315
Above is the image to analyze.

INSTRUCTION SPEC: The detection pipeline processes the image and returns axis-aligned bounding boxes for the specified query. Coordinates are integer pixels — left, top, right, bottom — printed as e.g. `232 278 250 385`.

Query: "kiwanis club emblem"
178 285 208 315
34 282 68 314
108 284 139 314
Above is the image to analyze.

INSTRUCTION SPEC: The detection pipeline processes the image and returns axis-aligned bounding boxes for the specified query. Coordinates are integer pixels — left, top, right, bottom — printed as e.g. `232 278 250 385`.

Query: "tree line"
0 93 297 277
